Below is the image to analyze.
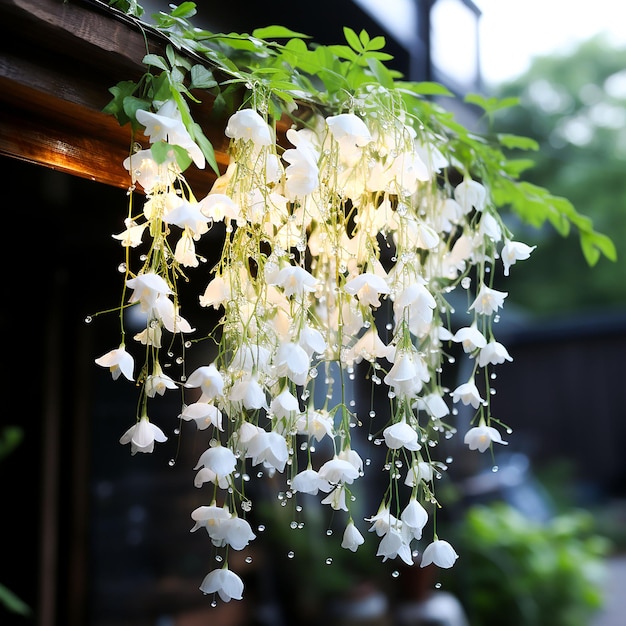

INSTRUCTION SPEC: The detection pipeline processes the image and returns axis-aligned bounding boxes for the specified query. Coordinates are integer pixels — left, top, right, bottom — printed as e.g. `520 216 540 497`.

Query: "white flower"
184 364 224 402
383 420 421 451
199 275 230 309
376 528 413 565
298 325 327 358
454 179 487 212
501 240 536 276
451 379 484 409
366 507 399 537
291 467 331 495
274 341 310 386
190 503 230 534
344 272 390 308
180 402 223 431
122 149 176 192
283 128 320 199
404 461 434 486
126 273 172 312
341 520 365 552
479 212 502 242
200 193 241 223
119 416 167 455
400 497 428 541
199 567 244 602
384 350 430 397
145 364 178 397
338 448 364 475
326 113 372 147
95 345 135 381
133 325 162 348
164 199 210 236
225 108 273 145
345 329 394 365
417 393 450 419
137 100 205 169
272 265 318 298
392 282 436 335
210 515 256 550
469 284 508 316
112 219 147 248
321 485 348 511
152 296 195 334
318 456 360 485
270 388 300 419
294 409 334 442
478 341 513 367
174 230 199 267
194 444 237 477
229 375 268 411
420 539 459 569
245 430 289 473
453 323 487 353
464 419 508 452
193 467 229 490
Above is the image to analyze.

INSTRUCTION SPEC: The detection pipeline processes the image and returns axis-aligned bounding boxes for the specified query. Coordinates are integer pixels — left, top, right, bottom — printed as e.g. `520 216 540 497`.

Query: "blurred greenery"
442 502 610 626
491 36 626 315
0 427 31 619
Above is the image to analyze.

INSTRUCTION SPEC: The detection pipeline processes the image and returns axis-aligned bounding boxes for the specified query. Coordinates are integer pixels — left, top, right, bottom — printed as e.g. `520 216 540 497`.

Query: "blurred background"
2 1 626 625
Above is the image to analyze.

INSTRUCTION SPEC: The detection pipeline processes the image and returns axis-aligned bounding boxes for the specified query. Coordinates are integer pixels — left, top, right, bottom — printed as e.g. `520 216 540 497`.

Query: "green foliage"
0 427 31 617
443 503 610 626
492 36 626 314
103 1 614 272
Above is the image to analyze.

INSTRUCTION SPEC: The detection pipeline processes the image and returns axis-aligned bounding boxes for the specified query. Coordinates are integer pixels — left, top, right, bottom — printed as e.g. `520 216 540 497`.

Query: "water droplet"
325 558 333 565
435 582 442 589
84 316 92 324
326 529 333 536
211 600 217 608
391 570 400 578
492 465 499 473
173 428 180 435
287 551 295 559
290 521 298 529
117 263 127 273
245 556 253 563
168 459 175 467
215 555 223 562
257 525 265 532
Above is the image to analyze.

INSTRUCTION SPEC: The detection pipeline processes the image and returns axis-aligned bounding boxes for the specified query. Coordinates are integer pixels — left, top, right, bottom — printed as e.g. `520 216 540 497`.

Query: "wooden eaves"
0 0 233 196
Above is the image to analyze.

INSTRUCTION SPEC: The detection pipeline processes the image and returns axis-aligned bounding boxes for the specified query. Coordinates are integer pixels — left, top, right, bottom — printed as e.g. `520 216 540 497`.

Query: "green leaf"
580 230 617 265
150 142 192 171
366 57 395 89
102 80 138 124
190 64 217 89
169 1 197 18
0 426 23 460
142 54 169 72
190 122 220 176
252 25 310 39
465 93 520 114
399 81 454 97
0 583 31 616
122 96 151 130
343 27 363 52
498 133 539 151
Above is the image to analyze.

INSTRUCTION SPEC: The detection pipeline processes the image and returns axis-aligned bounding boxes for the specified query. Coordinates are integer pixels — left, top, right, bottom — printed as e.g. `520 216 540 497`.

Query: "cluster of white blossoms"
95 86 535 603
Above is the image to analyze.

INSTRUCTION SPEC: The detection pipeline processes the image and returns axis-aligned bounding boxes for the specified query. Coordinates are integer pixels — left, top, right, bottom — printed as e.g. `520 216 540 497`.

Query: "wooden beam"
0 0 230 194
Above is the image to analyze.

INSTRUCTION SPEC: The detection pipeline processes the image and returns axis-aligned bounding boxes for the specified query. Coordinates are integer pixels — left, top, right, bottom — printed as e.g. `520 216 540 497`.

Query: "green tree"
491 36 626 315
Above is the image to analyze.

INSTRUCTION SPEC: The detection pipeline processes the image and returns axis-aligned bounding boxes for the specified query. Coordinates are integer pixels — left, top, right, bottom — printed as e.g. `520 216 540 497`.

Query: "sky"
476 0 626 86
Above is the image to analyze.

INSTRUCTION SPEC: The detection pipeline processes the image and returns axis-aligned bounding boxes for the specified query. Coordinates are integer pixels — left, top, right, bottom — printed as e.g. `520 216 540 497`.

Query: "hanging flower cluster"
94 80 540 601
